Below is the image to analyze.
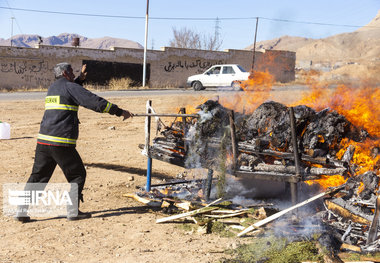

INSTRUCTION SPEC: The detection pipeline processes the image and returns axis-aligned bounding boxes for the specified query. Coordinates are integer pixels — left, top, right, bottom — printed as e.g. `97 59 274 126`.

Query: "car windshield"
237 65 247 72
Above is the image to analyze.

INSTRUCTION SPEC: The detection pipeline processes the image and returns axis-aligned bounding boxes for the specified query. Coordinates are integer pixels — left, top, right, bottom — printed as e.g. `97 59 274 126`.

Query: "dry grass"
108 77 135 90
84 77 141 91
0 85 47 92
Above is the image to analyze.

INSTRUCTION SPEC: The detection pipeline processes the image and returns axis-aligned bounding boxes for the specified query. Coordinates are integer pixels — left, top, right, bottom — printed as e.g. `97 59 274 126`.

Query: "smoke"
184 101 230 169
184 124 202 169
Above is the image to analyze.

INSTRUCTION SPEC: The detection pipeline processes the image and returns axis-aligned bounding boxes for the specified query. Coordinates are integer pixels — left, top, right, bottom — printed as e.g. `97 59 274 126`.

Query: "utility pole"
142 0 149 87
251 17 259 71
10 17 15 47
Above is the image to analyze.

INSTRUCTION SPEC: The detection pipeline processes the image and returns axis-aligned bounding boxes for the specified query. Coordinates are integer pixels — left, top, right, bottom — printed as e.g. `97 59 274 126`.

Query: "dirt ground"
0 89 304 263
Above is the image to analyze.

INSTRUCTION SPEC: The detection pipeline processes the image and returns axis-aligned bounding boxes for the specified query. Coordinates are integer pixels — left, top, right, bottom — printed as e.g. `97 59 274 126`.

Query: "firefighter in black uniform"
15 62 133 222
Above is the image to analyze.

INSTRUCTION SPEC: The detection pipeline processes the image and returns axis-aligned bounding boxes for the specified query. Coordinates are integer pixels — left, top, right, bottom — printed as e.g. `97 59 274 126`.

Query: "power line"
4 1 23 34
0 6 145 19
0 6 379 29
259 17 366 29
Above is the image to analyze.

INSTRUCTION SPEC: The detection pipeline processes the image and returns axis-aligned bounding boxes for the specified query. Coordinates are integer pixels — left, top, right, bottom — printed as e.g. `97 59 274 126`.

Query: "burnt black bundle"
238 102 317 151
302 109 368 156
238 101 368 157
239 101 289 142
194 99 230 138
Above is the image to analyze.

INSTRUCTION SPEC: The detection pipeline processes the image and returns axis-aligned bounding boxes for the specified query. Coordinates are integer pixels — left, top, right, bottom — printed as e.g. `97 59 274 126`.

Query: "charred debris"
131 99 380 254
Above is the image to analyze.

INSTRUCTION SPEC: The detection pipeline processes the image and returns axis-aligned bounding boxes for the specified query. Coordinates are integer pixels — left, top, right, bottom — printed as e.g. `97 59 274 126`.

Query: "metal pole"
251 17 259 71
289 107 301 178
228 110 238 171
10 17 15 47
204 169 214 201
180 108 188 154
289 107 301 205
142 0 149 87
145 100 152 191
133 113 199 118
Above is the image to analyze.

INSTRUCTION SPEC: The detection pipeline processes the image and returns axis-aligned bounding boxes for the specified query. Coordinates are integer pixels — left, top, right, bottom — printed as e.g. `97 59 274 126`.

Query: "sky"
0 0 379 50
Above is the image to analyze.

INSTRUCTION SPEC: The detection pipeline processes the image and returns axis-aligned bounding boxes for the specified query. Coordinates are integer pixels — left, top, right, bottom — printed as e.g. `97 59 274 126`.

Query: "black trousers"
27 143 87 200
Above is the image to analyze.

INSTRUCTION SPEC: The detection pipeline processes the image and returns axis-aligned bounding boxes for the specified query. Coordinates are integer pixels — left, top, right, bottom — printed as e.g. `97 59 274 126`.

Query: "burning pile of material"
151 99 377 184
140 74 380 255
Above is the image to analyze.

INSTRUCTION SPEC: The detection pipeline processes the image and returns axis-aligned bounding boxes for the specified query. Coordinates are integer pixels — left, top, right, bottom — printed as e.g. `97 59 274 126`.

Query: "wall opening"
83 60 150 86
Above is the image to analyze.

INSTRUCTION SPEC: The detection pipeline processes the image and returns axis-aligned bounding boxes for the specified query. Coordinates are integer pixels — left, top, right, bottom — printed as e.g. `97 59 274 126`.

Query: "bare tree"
202 33 222 51
207 17 223 51
169 23 222 51
169 27 201 49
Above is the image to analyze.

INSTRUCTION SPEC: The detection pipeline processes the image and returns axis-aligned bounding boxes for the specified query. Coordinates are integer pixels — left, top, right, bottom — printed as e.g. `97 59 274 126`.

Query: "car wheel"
231 81 242 91
192 81 203 91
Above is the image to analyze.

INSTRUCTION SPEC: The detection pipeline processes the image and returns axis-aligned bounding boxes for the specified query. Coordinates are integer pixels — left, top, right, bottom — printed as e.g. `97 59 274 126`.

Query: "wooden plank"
325 199 371 225
204 211 248 218
205 198 223 207
254 163 347 176
367 195 380 245
238 142 346 167
123 193 162 207
234 170 300 183
161 198 196 211
340 243 362 253
156 206 219 223
211 209 250 214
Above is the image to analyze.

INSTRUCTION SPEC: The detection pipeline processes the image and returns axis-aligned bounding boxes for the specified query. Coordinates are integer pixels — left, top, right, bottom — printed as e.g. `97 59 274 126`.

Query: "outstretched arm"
121 109 133 120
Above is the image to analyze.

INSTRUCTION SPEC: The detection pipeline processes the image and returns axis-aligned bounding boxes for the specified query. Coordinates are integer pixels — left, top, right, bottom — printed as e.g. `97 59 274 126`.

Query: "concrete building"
0 45 295 90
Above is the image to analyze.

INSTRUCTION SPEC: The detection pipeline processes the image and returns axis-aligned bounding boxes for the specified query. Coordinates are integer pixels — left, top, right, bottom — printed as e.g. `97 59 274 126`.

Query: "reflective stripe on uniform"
45 96 78 111
45 104 78 111
38 133 77 145
103 102 112 113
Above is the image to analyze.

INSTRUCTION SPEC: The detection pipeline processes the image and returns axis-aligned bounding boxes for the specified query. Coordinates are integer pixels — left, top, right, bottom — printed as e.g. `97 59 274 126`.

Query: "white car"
186 64 249 91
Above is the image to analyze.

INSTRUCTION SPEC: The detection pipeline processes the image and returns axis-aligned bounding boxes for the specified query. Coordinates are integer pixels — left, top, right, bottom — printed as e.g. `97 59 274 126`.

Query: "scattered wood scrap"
124 181 380 252
204 210 248 219
123 192 274 230
122 193 162 207
156 206 219 223
237 185 345 237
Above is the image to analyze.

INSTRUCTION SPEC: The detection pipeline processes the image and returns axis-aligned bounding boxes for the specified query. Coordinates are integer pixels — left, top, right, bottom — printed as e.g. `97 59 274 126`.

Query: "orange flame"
297 80 380 188
357 182 364 195
296 84 380 138
219 70 274 114
305 175 348 189
226 151 234 167
169 148 185 156
336 138 380 175
317 135 325 143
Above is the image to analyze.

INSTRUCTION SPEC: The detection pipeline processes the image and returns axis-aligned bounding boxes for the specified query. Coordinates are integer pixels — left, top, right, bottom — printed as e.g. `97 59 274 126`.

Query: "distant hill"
246 35 314 53
0 33 143 49
245 10 380 68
